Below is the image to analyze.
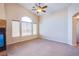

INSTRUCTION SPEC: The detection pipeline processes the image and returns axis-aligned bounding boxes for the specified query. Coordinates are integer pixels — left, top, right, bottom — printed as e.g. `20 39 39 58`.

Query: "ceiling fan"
32 3 48 14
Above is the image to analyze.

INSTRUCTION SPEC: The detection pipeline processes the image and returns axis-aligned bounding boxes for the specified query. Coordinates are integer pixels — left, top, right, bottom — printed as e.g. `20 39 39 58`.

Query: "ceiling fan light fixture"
32 3 47 14
37 7 42 12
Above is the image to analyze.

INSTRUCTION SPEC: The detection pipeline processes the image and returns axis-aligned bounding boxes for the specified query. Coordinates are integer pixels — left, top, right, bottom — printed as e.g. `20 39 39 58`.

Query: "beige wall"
4 3 39 45
0 4 6 19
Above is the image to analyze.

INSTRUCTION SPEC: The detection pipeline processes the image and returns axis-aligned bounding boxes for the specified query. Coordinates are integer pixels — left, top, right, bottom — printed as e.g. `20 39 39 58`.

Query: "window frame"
11 20 21 37
20 21 33 36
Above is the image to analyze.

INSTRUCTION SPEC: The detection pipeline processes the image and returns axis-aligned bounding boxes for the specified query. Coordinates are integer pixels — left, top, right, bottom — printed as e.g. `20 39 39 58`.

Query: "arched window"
21 16 32 22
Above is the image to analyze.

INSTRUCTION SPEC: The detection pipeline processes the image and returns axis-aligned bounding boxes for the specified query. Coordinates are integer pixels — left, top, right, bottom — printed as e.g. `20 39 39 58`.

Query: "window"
21 16 32 22
12 16 37 37
33 24 37 35
21 22 32 36
12 21 20 37
21 16 32 36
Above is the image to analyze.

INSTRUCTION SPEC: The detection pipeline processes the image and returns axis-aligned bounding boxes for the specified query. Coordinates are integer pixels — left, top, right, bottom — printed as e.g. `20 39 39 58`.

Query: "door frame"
72 12 79 47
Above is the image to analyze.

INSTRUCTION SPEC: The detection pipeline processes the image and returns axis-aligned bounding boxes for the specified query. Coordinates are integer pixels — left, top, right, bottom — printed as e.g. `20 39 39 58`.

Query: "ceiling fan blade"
35 3 40 6
32 9 36 10
37 11 39 14
35 3 42 7
33 6 35 8
42 10 46 13
38 3 41 5
42 6 47 9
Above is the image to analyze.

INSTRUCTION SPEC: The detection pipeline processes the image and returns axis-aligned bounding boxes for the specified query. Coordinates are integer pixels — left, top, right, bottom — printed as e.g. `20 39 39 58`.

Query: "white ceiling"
19 3 71 16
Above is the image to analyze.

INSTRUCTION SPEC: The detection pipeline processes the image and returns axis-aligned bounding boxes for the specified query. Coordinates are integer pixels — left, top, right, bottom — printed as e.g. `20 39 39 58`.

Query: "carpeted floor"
7 39 79 56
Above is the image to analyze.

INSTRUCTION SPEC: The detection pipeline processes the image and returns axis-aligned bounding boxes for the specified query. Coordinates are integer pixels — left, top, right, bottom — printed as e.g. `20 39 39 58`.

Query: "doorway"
72 13 79 47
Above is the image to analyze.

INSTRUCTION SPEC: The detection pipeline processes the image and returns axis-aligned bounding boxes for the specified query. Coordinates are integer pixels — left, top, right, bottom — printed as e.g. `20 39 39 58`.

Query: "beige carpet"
7 39 79 56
